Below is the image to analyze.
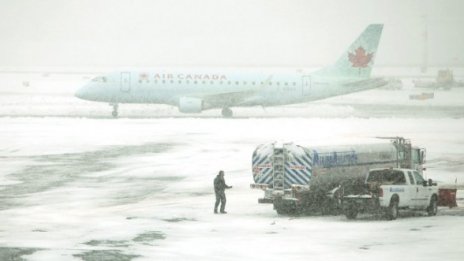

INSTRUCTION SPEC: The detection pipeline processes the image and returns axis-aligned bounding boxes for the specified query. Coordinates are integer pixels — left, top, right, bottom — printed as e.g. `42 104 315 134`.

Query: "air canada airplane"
75 24 386 117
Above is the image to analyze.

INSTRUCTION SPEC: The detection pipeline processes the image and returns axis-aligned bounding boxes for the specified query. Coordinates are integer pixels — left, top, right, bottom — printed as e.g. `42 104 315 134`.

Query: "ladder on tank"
391 137 412 169
377 136 412 169
272 147 286 190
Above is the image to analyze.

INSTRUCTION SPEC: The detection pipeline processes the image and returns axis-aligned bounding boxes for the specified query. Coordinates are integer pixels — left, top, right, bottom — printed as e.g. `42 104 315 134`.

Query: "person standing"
214 170 232 214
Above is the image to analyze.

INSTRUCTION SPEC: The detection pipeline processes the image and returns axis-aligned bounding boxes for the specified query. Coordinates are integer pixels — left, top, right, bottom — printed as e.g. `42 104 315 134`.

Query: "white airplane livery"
75 24 386 117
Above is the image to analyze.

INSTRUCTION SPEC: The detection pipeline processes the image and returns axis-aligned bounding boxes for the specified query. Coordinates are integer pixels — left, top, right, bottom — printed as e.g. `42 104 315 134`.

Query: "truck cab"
343 168 438 220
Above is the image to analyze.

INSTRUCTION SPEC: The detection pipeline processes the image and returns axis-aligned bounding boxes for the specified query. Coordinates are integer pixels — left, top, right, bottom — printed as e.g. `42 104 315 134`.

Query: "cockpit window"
92 76 107 83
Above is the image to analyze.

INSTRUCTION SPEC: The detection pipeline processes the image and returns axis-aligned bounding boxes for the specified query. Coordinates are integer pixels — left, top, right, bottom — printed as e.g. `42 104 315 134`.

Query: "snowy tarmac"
1 72 464 260
1 115 464 261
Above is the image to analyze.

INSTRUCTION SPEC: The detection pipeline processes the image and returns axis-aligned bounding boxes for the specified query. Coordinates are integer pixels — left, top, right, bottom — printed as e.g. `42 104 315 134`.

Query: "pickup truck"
343 168 439 220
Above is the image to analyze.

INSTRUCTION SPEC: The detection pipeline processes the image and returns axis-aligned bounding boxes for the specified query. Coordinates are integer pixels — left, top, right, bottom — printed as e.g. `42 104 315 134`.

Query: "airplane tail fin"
314 24 383 78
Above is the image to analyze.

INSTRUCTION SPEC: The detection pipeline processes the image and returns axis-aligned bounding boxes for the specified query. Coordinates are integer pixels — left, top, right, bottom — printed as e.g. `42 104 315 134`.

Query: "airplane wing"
341 77 388 92
198 90 259 109
197 75 274 109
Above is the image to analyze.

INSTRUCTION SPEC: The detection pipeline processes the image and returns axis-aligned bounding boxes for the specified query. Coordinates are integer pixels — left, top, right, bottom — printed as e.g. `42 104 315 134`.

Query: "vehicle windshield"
367 169 406 185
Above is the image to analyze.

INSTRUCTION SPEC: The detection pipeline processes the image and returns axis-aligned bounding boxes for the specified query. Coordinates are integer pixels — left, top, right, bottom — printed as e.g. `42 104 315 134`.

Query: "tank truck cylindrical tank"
250 137 426 215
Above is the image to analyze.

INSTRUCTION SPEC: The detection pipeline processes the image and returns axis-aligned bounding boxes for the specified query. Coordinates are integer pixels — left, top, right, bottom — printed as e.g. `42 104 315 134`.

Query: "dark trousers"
214 191 226 212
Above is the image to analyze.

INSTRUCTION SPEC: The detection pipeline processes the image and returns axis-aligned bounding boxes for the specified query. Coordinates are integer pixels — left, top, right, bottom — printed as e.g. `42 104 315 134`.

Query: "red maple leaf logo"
348 47 373 68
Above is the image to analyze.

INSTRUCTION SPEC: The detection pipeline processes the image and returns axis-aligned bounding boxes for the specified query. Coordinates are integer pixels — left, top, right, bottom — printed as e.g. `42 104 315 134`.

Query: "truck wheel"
385 200 399 220
275 205 297 215
274 200 297 215
427 196 438 216
275 205 288 215
344 205 358 220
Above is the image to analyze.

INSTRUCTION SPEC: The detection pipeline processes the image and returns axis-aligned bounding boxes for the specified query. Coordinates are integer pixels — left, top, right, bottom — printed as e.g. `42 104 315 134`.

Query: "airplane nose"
74 87 84 99
75 85 89 100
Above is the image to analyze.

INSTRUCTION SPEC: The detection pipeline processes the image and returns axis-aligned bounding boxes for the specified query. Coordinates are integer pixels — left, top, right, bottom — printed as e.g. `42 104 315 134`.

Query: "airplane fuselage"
77 69 379 107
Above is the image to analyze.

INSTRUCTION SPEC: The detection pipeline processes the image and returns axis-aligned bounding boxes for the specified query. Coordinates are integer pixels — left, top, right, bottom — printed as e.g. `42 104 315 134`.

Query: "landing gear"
221 107 233 118
111 103 119 118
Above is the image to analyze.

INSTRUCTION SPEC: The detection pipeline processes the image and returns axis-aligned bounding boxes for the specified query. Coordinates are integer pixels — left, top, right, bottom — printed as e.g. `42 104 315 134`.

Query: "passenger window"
392 172 406 185
367 169 405 185
413 171 425 185
407 171 414 184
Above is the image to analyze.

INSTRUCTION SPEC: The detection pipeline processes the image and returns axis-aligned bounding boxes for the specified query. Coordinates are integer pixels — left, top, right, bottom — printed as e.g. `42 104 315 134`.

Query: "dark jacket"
214 175 231 194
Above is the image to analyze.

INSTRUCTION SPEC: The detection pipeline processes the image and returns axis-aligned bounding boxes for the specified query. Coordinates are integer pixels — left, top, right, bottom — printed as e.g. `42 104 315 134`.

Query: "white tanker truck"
250 137 426 215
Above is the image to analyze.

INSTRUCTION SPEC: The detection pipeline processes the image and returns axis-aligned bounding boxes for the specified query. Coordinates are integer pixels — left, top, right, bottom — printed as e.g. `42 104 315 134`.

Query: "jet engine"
178 97 203 113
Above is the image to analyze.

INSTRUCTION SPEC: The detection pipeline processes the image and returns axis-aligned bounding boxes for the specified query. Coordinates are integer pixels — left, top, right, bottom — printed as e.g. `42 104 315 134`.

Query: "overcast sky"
0 0 463 68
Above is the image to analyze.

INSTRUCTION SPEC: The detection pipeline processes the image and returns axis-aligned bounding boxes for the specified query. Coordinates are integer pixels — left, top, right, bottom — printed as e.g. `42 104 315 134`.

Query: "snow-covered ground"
1 116 464 261
1 71 464 260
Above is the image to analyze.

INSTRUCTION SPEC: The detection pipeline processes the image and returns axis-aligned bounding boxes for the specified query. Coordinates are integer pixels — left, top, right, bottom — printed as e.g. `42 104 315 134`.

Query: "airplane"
75 24 386 118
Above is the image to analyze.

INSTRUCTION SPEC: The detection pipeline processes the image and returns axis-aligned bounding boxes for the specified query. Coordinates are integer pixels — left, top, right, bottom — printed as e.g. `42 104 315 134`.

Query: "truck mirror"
428 179 433 186
422 180 427 187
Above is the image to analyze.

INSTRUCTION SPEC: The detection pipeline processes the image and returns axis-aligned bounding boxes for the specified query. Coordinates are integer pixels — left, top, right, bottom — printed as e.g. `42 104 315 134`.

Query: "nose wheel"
111 103 119 118
221 107 233 118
